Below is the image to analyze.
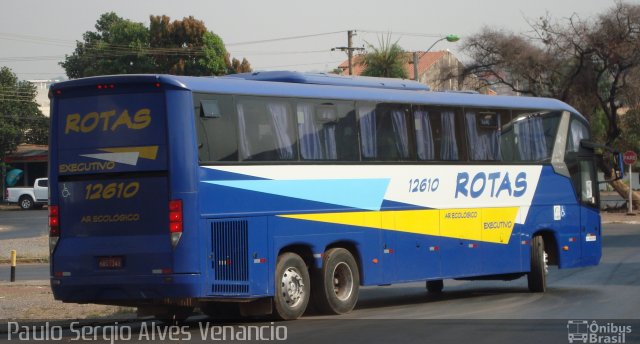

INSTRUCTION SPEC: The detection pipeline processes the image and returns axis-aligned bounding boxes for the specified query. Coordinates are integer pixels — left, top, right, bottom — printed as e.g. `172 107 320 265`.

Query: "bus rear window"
56 92 168 175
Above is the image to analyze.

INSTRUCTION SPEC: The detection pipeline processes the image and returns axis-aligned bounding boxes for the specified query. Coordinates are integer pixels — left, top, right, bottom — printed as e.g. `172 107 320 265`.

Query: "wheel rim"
21 199 31 208
543 251 549 275
281 267 305 307
332 262 354 301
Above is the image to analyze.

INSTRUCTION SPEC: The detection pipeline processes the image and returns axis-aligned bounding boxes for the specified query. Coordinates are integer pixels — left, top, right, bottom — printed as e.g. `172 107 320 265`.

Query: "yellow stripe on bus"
280 207 520 244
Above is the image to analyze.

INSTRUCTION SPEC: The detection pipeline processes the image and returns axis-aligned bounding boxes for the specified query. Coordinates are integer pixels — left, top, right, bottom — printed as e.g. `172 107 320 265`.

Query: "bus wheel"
527 235 548 292
19 196 34 210
313 248 360 315
426 280 444 294
273 252 310 320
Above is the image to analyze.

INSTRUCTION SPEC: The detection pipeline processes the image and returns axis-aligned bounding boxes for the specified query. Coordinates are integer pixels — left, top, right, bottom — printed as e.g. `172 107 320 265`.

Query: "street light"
413 34 460 81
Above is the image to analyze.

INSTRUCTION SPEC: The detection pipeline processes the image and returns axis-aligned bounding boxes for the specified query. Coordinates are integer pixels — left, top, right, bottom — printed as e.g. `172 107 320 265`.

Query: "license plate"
98 256 123 269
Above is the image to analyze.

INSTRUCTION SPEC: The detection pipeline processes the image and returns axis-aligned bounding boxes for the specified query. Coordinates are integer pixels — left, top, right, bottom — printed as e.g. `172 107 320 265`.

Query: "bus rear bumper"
50 274 201 304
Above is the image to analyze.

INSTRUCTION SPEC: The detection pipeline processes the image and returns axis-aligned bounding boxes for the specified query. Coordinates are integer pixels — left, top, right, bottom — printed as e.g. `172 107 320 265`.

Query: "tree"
0 67 48 163
149 15 229 76
61 12 251 78
359 34 408 79
61 13 155 78
226 55 252 75
460 1 640 207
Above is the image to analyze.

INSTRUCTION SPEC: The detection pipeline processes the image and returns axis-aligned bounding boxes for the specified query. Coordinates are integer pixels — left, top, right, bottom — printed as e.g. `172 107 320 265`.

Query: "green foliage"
589 109 608 144
620 109 640 153
61 13 155 78
200 31 229 76
0 67 48 161
360 35 408 79
61 12 251 78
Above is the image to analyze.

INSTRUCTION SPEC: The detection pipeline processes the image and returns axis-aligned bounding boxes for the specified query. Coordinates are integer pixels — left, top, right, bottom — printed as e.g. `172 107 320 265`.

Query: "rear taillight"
49 205 60 254
4 189 8 201
169 200 183 248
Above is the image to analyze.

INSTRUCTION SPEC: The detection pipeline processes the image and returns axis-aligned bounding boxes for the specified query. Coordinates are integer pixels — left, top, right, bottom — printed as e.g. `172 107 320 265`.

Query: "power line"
0 31 346 52
258 60 345 69
0 114 48 119
228 49 330 56
226 31 345 46
0 48 334 63
0 93 38 98
358 30 447 38
1 29 457 75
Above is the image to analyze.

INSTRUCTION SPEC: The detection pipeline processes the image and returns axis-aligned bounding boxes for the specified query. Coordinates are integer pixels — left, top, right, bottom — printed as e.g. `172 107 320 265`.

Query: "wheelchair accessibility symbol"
61 184 71 198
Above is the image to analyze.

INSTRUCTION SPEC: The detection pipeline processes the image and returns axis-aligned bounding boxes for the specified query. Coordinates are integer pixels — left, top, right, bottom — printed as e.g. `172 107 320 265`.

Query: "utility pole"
413 51 419 82
332 30 364 75
347 30 354 75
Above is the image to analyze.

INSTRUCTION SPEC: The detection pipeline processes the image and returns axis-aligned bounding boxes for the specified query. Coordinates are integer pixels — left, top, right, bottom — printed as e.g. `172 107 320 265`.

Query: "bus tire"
19 196 34 210
273 252 310 320
528 235 547 293
426 280 444 294
312 248 360 315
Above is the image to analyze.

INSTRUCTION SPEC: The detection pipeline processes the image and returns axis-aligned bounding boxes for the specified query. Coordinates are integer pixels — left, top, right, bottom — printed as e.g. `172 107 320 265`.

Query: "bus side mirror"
582 140 624 182
613 152 625 180
601 151 625 183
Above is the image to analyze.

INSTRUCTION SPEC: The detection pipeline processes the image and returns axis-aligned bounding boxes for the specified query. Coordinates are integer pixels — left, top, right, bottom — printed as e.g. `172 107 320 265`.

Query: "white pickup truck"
4 177 49 209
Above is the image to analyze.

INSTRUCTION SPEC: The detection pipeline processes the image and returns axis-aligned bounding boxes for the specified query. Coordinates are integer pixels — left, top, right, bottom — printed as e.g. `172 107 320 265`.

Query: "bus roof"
222 71 430 91
50 73 583 119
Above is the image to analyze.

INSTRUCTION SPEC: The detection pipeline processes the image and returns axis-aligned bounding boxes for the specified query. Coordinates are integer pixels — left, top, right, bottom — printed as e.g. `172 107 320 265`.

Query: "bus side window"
430 108 460 161
335 103 359 161
567 119 590 153
194 94 238 162
237 97 298 161
357 103 412 161
464 109 505 161
412 107 459 161
413 107 435 161
296 100 358 161
502 110 560 162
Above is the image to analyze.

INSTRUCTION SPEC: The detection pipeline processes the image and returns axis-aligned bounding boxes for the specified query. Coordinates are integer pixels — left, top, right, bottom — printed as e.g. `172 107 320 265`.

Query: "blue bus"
48 72 621 320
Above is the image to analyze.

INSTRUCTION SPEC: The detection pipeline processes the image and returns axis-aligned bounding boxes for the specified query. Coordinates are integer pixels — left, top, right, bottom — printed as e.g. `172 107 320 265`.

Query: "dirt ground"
0 281 136 319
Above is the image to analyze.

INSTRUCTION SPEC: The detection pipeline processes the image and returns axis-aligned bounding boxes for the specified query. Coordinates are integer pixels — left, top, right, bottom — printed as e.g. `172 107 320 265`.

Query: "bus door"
576 158 602 266
565 117 602 266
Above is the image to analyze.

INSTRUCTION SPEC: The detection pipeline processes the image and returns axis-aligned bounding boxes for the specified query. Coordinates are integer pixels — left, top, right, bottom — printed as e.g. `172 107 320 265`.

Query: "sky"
0 0 621 81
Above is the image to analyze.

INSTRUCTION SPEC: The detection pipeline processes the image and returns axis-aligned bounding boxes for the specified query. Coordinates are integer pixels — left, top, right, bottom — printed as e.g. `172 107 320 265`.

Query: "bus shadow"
351 283 531 312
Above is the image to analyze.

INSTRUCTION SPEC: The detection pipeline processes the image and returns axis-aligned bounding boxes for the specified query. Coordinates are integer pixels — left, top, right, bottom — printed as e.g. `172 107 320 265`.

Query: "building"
336 50 473 92
27 79 60 117
2 80 57 195
1 144 48 196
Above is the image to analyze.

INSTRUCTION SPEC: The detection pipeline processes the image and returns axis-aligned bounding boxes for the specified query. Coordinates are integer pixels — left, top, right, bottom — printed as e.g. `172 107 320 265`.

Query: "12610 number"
408 178 439 193
85 182 140 200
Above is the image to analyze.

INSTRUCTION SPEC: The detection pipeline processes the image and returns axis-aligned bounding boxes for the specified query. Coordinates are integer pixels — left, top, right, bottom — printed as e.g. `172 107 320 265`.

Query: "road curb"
0 279 49 286
0 258 48 265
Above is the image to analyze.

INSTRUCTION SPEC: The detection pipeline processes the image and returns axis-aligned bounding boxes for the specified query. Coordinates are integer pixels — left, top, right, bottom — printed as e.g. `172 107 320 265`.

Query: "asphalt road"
0 208 48 240
0 263 49 281
1 223 638 343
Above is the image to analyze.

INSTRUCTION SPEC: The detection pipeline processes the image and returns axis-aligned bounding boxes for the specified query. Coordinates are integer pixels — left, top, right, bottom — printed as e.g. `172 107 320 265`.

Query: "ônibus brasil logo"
567 320 632 343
